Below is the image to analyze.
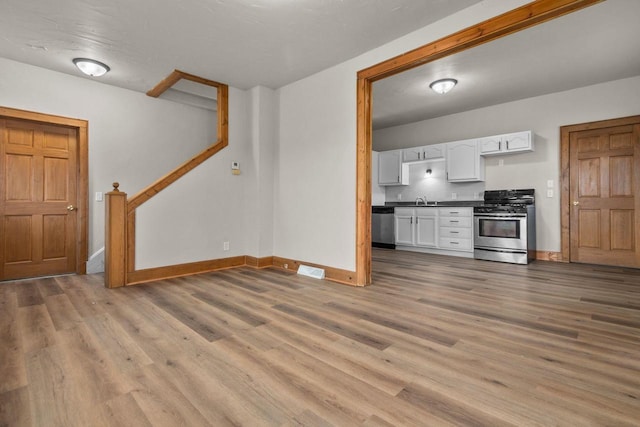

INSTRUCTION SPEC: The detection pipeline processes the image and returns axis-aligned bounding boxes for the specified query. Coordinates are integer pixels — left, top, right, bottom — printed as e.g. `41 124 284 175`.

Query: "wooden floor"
1 249 640 426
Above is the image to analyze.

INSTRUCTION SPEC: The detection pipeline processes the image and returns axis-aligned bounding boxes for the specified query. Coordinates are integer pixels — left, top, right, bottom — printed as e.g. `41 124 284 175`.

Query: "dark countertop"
384 200 484 208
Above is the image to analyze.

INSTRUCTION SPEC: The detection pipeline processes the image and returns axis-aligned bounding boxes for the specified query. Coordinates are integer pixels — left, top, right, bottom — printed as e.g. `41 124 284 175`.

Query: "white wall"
373 75 640 251
245 86 277 258
0 57 250 269
275 0 528 271
135 87 251 268
385 161 485 203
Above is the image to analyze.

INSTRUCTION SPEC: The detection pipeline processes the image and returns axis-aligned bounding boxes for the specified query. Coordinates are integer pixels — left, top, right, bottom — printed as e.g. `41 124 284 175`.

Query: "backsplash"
385 160 485 202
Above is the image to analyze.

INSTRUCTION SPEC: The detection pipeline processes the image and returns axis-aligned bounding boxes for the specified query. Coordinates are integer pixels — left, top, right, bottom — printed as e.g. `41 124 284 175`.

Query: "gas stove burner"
474 204 529 214
481 189 535 209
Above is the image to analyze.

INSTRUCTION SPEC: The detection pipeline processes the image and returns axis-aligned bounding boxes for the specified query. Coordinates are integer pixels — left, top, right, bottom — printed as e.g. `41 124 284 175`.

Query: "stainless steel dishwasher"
372 206 395 249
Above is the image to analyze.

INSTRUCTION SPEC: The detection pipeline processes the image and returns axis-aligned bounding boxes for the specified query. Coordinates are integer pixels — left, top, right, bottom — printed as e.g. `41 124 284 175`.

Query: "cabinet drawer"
438 237 472 251
438 208 471 217
439 227 471 239
439 217 472 227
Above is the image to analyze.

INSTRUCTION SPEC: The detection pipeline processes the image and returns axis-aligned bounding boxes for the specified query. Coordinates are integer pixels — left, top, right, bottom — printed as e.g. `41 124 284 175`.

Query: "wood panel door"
0 118 79 280
569 122 640 267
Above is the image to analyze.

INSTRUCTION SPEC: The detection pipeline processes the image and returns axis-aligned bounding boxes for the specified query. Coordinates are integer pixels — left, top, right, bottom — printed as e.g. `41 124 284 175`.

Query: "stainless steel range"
473 189 536 264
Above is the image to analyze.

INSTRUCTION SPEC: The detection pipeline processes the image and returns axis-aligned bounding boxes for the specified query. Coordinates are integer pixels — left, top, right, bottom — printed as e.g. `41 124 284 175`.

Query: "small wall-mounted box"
231 161 240 175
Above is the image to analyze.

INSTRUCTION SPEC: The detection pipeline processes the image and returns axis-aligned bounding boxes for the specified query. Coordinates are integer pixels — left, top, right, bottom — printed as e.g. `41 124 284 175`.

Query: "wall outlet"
95 192 103 202
451 192 457 200
397 194 402 200
498 159 504 167
547 179 554 188
223 241 229 251
547 189 553 198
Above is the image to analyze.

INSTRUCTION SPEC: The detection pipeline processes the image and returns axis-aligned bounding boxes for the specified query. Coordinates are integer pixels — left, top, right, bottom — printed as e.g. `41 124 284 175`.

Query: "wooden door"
0 118 79 280
569 122 640 267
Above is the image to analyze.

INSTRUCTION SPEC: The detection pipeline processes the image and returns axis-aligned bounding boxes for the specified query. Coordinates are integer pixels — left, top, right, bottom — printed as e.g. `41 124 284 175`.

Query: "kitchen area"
372 130 537 265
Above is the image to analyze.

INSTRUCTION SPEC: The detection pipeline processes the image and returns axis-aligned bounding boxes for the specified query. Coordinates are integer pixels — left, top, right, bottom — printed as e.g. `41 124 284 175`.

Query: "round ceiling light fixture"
429 78 457 94
73 58 110 77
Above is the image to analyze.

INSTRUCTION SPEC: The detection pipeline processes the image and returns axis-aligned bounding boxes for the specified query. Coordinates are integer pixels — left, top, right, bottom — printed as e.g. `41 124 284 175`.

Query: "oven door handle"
474 213 527 218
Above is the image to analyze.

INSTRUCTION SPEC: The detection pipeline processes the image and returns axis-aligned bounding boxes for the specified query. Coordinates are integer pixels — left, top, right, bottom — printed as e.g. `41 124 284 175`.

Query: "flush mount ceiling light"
73 58 110 77
429 78 457 94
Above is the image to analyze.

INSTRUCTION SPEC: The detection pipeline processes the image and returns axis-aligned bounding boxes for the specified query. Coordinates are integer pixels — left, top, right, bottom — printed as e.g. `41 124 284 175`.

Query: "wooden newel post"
105 182 127 288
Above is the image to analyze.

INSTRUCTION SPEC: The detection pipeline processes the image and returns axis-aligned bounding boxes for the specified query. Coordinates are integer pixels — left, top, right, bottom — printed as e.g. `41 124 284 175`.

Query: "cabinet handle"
450 231 459 234
410 217 413 224
451 241 459 244
450 211 459 214
450 220 459 223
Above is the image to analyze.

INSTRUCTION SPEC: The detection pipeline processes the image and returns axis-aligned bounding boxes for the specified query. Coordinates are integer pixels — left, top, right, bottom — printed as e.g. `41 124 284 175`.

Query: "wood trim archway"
355 0 603 286
0 105 89 275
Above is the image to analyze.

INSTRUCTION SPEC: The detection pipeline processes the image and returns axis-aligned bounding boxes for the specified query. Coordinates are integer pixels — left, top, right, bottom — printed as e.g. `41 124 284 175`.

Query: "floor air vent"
297 265 325 280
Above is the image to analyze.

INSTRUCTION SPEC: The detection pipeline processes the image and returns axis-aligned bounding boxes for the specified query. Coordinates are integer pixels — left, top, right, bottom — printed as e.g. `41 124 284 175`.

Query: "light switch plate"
547 189 553 198
547 179 554 188
95 192 103 202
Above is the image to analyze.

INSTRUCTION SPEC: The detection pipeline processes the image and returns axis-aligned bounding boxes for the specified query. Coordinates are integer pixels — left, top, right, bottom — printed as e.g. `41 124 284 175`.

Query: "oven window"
479 218 521 239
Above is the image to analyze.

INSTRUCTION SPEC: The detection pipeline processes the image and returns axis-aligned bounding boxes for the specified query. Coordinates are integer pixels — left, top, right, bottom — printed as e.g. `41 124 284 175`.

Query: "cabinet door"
479 135 502 155
378 150 401 185
503 131 532 152
446 140 484 182
402 147 423 162
424 143 445 160
394 212 414 245
416 214 437 247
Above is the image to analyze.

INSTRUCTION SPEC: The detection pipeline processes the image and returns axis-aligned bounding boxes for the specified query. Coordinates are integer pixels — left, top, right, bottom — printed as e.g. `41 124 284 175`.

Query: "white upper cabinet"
479 131 533 156
478 135 502 155
378 149 409 186
402 146 423 163
446 139 485 182
424 143 446 160
402 143 446 163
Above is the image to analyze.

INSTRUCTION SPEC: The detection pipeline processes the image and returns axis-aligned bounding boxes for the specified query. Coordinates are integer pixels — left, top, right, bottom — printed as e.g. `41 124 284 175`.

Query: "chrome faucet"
415 197 426 206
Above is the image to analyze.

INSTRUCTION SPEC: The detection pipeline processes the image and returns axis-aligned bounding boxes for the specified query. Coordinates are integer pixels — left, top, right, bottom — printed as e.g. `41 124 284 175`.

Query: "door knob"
572 201 579 206
67 205 76 211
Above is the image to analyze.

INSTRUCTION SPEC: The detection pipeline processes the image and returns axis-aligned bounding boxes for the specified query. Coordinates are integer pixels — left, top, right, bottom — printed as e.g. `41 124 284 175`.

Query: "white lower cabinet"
437 208 473 252
395 206 474 257
394 208 437 247
416 209 438 247
394 208 415 245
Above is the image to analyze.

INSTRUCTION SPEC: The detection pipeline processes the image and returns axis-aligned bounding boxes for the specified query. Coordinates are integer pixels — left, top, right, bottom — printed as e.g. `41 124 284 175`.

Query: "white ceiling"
0 0 481 93
373 0 640 130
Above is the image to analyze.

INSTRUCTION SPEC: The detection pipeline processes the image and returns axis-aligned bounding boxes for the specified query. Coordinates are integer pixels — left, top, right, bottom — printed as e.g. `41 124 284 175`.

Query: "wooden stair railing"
104 71 228 288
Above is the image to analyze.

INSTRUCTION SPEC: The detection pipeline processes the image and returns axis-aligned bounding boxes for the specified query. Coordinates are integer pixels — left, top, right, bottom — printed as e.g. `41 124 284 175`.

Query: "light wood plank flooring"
1 249 640 426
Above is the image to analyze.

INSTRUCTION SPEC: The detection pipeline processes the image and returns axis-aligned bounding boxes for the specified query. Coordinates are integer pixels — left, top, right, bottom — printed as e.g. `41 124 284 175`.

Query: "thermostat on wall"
231 161 241 175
